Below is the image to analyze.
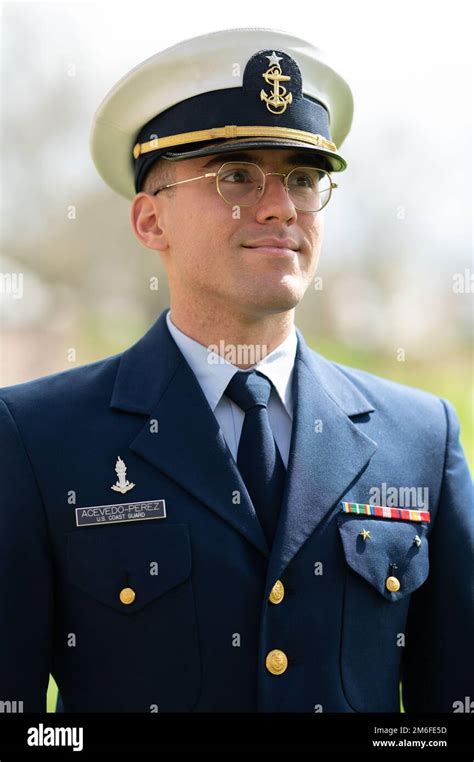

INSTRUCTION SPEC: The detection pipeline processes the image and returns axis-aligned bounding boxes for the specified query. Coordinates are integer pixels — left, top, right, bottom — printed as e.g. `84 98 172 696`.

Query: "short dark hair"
141 157 176 195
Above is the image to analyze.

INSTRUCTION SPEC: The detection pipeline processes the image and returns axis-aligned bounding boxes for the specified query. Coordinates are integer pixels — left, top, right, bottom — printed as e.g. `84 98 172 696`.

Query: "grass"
47 675 58 712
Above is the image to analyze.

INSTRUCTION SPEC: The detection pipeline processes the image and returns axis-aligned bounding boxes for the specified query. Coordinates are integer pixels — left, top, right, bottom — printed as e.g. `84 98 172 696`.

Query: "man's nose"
254 174 297 222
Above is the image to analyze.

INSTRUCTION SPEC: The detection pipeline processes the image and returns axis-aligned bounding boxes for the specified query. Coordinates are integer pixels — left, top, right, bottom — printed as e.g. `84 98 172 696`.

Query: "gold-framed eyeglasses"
152 160 338 213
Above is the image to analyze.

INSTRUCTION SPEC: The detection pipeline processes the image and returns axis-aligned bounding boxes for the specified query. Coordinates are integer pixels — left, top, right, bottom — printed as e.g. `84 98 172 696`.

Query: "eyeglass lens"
216 162 331 211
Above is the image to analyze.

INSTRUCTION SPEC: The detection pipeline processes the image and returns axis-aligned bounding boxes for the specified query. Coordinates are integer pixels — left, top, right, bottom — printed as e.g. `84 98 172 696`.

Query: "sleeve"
401 397 474 712
0 398 54 712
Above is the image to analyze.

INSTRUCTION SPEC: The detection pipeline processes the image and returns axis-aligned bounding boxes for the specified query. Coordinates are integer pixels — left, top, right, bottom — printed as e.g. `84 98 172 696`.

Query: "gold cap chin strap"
133 125 337 159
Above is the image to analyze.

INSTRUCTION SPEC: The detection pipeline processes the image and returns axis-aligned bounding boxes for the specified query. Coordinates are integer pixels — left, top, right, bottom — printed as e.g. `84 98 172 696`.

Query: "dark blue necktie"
225 370 286 546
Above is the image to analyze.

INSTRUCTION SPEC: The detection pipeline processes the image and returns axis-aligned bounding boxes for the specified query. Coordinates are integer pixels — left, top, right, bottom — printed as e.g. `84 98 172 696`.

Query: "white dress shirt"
165 309 297 467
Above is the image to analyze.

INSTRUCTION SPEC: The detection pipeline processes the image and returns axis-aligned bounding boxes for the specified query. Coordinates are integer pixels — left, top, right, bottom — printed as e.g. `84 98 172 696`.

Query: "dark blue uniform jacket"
0 309 472 712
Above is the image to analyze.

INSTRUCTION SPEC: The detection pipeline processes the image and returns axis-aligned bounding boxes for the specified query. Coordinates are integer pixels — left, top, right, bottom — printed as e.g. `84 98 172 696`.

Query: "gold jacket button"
269 580 285 604
119 587 136 605
266 649 288 675
385 576 400 593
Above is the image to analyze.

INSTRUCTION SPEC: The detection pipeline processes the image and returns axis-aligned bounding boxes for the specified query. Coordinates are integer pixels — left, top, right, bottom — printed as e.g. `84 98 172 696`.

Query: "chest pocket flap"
337 515 429 600
66 523 191 614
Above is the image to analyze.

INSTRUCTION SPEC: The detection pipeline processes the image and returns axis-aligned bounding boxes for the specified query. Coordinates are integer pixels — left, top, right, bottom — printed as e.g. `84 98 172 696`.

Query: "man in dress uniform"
0 29 472 714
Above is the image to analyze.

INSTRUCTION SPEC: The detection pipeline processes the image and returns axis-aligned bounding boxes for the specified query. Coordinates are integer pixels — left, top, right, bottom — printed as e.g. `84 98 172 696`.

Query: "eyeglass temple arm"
152 172 217 196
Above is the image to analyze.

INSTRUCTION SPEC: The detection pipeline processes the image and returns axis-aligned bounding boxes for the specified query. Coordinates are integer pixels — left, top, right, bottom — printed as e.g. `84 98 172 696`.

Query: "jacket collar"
111 308 374 418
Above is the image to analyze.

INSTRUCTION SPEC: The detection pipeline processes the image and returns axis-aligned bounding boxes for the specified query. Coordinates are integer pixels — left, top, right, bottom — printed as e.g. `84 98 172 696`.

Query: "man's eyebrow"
199 152 326 169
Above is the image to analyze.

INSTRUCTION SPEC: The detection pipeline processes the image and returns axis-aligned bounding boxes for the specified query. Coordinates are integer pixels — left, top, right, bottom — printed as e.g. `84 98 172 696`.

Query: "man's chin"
243 287 303 315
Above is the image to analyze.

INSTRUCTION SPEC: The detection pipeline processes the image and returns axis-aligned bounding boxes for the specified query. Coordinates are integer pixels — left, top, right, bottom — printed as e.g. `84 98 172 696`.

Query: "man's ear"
130 192 170 252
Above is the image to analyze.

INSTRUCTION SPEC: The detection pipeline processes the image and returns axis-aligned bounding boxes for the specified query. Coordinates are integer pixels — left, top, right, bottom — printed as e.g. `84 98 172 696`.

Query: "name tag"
75 499 167 527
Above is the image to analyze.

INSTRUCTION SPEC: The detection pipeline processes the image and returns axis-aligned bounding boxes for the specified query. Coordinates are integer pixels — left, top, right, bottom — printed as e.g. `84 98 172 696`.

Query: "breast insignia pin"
111 455 135 494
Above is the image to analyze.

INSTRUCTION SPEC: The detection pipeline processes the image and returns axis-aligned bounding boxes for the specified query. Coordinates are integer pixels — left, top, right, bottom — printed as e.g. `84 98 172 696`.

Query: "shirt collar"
165 309 297 417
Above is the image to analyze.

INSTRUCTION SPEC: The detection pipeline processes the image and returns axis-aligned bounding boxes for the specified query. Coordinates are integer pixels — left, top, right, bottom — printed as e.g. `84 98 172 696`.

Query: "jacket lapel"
110 309 378 574
110 309 269 558
266 329 378 584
